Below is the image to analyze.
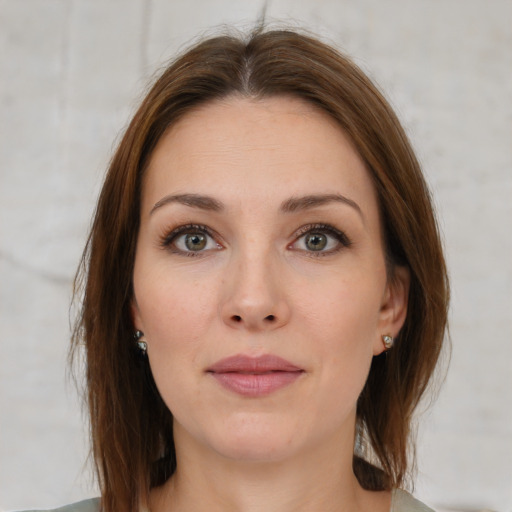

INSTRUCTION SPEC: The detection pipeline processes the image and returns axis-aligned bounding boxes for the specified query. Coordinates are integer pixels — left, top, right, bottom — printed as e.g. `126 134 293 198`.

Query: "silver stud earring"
382 334 394 351
134 330 147 355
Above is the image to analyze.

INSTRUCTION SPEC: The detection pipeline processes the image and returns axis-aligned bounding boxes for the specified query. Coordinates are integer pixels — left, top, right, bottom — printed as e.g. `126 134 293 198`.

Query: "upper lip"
207 354 303 374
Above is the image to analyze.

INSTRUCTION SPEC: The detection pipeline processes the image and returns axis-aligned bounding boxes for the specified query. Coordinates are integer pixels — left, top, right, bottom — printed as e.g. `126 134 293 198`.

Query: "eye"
291 224 351 255
303 232 329 251
162 224 221 255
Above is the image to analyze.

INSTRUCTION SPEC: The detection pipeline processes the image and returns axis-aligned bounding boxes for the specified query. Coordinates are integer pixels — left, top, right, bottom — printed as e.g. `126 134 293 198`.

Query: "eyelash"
291 223 352 256
160 223 352 257
160 224 220 257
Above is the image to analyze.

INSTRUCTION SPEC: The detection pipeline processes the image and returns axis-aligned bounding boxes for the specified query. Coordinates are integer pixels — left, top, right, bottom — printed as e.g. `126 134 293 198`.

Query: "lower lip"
210 371 303 397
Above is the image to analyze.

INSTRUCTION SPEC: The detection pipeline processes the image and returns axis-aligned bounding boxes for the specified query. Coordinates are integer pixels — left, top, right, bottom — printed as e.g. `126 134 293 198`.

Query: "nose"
220 249 291 332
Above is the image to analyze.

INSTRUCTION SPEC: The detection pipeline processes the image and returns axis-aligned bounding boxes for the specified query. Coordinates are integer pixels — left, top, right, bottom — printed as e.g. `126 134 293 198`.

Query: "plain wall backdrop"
1 0 511 510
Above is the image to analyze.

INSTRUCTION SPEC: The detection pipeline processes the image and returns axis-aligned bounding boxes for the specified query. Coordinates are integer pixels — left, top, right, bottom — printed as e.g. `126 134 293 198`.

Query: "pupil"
306 233 327 251
185 233 207 251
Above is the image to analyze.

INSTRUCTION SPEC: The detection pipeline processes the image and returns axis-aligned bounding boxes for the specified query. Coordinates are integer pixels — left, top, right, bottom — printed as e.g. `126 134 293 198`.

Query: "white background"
1 1 511 510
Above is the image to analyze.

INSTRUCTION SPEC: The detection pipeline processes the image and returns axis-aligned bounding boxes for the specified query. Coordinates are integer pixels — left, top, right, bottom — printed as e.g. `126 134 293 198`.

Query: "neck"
150 423 388 512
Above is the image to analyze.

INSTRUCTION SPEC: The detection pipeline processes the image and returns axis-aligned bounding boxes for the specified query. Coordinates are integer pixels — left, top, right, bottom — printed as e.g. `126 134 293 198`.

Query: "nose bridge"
221 236 289 331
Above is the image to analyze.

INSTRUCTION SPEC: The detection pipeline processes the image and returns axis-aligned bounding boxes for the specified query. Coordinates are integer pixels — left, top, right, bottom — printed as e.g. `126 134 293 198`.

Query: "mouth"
206 354 305 397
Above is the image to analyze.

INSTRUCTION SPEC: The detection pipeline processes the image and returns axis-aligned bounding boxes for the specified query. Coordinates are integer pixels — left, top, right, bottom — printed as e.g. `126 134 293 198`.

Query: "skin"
132 96 409 512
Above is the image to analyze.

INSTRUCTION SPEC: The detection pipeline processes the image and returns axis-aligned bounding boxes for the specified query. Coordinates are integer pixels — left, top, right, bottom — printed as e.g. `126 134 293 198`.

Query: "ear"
373 265 410 356
130 295 145 333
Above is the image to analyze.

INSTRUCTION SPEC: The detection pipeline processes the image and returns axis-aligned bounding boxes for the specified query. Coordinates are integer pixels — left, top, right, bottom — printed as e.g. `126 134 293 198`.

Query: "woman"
30 28 449 512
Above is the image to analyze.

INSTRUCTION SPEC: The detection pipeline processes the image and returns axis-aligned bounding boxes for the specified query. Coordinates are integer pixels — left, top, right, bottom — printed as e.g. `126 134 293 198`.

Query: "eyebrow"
280 193 362 217
150 192 362 218
150 193 224 215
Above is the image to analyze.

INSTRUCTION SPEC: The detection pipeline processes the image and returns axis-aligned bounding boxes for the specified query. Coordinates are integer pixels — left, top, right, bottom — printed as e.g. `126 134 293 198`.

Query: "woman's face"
132 96 408 463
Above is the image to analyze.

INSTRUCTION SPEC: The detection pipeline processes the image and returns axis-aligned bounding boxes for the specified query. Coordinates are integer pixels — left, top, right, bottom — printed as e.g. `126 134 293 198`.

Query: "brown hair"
72 28 449 512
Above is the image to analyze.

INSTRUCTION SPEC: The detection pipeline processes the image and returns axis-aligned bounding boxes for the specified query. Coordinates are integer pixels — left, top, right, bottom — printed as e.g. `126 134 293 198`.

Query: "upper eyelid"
161 224 220 247
164 224 215 238
293 223 350 240
294 223 337 235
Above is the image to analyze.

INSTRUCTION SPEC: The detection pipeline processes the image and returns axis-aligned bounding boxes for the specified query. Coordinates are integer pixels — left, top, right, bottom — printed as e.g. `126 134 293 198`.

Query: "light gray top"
21 488 434 511
392 488 435 511
20 499 100 512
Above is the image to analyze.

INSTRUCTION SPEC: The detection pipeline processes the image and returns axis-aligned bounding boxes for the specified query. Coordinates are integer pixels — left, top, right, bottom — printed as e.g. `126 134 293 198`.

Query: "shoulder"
18 498 101 512
392 489 436 512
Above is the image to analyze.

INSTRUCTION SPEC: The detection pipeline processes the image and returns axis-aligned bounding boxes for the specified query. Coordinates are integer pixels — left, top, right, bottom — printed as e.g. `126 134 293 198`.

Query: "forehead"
143 95 378 218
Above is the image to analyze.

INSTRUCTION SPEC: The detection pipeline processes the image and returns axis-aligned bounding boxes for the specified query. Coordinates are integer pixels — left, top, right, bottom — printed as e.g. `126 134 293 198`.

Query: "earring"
382 334 394 351
134 330 147 355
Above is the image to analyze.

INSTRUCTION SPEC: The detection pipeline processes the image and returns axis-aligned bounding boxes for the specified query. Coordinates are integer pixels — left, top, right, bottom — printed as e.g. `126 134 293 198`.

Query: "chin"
206 415 304 463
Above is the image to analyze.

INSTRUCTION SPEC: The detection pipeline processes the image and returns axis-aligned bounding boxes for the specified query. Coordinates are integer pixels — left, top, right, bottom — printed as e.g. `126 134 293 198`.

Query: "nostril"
265 315 275 322
232 315 242 322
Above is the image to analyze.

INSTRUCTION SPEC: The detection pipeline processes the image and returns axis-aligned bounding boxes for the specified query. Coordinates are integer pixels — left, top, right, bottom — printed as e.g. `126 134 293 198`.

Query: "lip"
207 354 304 397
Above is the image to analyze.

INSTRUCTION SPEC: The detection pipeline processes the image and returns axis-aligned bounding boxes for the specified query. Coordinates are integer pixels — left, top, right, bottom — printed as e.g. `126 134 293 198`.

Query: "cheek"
295 269 384 344
292 271 384 399
133 267 220 394
136 264 218 341
138 282 216 425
